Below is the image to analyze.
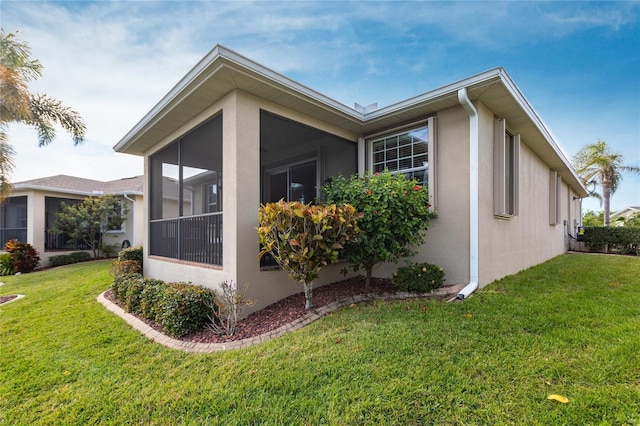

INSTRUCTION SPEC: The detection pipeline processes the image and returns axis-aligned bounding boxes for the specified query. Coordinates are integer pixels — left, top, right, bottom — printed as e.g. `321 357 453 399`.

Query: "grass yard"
1 254 639 425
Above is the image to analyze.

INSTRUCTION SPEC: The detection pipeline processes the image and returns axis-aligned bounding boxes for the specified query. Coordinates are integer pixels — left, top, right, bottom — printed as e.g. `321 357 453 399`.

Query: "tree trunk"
303 281 313 310
364 267 372 291
603 182 611 226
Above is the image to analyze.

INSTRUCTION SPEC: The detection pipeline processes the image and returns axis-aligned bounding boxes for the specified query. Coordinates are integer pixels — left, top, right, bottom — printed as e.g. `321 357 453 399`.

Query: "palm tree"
573 139 640 226
0 30 86 201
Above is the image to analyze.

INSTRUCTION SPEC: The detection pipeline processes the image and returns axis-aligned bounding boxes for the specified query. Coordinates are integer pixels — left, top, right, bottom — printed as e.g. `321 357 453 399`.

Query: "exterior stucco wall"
371 105 472 285
476 101 579 286
142 90 362 314
236 91 361 313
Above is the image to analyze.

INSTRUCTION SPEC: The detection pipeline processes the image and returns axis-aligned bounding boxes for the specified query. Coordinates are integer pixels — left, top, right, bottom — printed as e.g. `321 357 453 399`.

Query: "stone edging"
97 284 464 353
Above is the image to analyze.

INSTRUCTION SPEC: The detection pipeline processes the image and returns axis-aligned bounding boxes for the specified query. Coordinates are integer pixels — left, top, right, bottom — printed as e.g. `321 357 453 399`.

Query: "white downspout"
123 194 135 246
457 88 479 299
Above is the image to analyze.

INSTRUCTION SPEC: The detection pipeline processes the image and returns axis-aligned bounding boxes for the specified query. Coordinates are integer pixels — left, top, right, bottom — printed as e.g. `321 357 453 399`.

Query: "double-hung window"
368 117 437 208
494 118 520 218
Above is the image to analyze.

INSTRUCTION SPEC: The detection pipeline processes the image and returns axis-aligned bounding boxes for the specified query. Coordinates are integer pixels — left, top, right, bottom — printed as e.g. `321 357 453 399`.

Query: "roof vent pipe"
457 87 479 300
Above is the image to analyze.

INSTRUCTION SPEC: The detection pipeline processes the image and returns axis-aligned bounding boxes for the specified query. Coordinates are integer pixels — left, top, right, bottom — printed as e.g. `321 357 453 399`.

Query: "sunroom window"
149 114 223 265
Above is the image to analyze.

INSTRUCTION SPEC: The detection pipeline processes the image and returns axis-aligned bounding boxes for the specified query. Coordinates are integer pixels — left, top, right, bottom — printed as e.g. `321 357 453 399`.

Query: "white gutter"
457 88 479 299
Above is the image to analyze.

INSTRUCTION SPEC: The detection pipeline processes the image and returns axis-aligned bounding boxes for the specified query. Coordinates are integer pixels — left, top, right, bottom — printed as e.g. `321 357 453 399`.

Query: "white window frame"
494 118 520 219
366 116 437 209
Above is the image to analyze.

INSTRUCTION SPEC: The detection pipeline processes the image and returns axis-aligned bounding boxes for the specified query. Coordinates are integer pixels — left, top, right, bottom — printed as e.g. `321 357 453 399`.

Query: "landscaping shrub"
69 251 91 262
392 262 445 293
48 254 75 267
258 201 360 309
111 259 142 277
112 272 142 304
118 246 143 263
156 282 216 337
123 275 146 314
4 239 40 273
139 278 165 321
111 272 216 337
207 281 254 336
323 170 436 289
581 226 640 255
118 246 143 274
0 253 14 276
99 243 119 258
49 252 91 267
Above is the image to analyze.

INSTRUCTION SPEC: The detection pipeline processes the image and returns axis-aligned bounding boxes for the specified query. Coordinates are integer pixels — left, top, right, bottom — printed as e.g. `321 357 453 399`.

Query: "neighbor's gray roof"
13 175 143 196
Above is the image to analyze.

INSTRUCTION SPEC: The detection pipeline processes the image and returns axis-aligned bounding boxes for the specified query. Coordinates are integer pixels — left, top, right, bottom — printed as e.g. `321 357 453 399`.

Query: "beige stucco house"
1 175 144 266
114 45 587 313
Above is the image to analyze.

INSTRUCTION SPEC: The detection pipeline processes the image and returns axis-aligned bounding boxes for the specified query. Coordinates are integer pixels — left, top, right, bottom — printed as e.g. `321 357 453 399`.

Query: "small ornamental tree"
49 195 128 258
257 201 360 309
323 170 436 289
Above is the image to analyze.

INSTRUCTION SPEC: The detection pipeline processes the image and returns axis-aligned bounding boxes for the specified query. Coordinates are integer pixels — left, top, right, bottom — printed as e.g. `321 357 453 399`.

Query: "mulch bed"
104 276 398 344
0 295 19 304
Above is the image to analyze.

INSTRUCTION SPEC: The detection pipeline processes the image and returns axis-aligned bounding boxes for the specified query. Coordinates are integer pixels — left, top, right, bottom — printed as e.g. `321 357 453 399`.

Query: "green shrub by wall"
111 273 216 338
581 227 640 255
392 262 445 293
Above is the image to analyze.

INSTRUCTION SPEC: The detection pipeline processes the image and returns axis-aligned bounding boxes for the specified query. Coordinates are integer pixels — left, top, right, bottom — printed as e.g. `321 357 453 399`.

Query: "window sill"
494 213 514 221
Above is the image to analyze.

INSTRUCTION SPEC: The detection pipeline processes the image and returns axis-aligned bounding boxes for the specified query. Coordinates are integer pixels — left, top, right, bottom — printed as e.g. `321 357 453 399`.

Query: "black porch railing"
45 233 91 251
0 228 28 246
150 212 222 266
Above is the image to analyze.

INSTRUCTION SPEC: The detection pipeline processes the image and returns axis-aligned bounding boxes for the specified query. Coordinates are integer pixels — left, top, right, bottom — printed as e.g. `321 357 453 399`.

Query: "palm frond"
28 94 86 146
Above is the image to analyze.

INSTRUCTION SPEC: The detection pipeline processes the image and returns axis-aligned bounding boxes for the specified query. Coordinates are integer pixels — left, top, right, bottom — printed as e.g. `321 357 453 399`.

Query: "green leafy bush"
48 255 75 267
4 239 40 273
392 262 445 293
0 253 14 276
111 259 142 277
139 278 165 321
581 227 640 255
156 282 216 337
257 201 360 309
118 246 143 274
118 246 143 263
111 273 216 337
69 251 91 262
112 272 142 304
323 170 436 289
49 252 92 268
123 275 146 314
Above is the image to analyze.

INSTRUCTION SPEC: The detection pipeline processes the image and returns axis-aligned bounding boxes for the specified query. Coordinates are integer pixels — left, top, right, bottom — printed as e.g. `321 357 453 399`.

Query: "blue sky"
2 0 639 212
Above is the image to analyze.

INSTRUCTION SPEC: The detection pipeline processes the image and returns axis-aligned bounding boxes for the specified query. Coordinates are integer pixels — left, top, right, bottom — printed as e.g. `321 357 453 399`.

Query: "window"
367 117 437 208
494 118 519 218
265 160 317 204
0 196 28 243
549 170 561 225
149 114 223 265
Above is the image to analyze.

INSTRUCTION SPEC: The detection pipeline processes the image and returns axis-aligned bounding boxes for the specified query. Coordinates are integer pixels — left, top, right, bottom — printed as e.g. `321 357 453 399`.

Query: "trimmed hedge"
118 246 143 274
49 251 92 267
392 262 445 293
581 227 640 255
111 271 216 337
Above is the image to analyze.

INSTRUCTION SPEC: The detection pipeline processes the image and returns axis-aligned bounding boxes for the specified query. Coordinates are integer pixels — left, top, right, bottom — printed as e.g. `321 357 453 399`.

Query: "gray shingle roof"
13 175 143 195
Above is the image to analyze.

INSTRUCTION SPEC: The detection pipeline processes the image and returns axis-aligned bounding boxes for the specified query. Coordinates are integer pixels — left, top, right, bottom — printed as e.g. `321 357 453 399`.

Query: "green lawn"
1 254 639 425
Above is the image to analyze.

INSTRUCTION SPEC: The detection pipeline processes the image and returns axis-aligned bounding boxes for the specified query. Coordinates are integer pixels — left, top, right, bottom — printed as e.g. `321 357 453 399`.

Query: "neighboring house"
114 45 587 313
0 175 144 266
611 206 640 226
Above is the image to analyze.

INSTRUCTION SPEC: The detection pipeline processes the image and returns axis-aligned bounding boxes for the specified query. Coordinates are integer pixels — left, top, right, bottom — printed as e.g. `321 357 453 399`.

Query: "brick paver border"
97 283 464 353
